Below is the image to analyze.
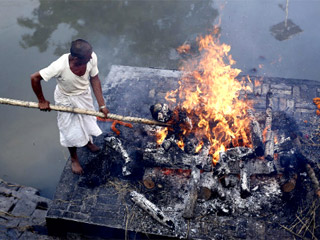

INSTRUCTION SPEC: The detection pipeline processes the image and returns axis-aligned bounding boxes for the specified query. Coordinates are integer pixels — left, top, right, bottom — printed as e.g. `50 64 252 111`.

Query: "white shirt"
39 52 99 95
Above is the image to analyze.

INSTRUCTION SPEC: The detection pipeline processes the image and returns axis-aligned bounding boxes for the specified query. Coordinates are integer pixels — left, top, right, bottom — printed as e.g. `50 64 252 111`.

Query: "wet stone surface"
46 65 320 239
0 178 53 239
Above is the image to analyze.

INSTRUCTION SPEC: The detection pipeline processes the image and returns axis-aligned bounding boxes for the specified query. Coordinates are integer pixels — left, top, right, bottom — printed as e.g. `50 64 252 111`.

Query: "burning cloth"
54 86 102 147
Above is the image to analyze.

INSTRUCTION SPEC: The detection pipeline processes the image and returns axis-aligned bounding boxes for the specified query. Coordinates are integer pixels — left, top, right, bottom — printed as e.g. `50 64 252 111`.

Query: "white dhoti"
54 86 102 147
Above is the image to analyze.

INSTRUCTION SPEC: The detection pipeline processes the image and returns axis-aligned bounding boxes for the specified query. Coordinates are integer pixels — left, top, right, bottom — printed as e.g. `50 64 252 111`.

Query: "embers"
138 92 313 223
102 92 318 235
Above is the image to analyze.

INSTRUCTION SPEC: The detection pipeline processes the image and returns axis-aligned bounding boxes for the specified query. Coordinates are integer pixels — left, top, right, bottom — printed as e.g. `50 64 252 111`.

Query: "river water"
0 0 319 198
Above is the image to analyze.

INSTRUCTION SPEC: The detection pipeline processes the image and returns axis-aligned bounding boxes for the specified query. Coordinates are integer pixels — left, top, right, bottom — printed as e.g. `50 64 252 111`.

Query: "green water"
0 0 319 198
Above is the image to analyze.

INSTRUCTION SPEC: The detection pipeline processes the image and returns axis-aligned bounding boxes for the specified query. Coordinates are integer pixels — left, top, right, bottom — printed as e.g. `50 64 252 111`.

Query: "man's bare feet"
71 158 84 175
86 141 101 152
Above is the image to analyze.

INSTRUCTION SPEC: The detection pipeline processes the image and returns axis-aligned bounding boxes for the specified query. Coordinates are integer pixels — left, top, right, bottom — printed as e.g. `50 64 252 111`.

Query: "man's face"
76 50 92 65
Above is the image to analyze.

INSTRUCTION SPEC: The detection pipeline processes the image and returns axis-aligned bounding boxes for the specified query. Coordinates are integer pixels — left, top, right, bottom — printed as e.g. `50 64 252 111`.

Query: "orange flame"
177 138 185 150
166 30 252 164
156 127 168 145
254 79 261 87
195 141 204 153
262 127 268 143
177 44 191 54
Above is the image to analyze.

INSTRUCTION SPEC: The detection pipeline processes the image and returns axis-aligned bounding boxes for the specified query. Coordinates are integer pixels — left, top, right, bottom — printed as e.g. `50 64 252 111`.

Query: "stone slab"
0 178 53 239
46 65 320 239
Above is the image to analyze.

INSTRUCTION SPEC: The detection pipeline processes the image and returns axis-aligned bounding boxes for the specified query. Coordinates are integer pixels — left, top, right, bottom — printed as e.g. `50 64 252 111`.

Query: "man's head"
70 39 92 65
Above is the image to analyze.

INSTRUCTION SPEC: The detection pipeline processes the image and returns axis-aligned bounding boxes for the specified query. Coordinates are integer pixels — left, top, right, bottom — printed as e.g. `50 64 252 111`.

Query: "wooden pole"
0 97 169 127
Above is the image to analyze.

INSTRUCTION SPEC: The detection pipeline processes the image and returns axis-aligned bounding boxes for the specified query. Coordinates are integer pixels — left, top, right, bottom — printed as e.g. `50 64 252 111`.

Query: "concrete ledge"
0 178 52 239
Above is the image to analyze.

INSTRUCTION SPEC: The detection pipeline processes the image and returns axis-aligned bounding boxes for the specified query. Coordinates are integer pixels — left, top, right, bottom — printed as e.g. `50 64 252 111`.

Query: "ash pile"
101 92 320 239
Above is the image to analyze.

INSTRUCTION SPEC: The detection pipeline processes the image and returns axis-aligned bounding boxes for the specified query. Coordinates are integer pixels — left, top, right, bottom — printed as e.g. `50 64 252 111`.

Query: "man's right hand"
39 100 51 111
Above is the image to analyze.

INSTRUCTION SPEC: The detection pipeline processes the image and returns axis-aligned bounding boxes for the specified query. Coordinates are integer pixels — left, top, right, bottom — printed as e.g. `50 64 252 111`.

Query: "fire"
262 128 268 143
254 79 261 87
195 141 204 153
176 44 191 54
176 138 185 150
161 168 191 177
156 127 168 145
166 30 252 164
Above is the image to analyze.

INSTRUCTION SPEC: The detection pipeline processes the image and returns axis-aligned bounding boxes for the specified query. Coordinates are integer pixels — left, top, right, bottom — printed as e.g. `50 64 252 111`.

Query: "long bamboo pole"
0 97 170 127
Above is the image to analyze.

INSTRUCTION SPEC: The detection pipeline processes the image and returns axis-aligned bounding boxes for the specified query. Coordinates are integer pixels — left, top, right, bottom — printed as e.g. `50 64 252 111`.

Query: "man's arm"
90 74 109 117
30 72 51 111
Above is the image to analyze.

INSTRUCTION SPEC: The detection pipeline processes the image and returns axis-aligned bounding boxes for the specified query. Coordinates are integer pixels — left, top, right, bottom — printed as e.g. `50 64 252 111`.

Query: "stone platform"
0 178 52 239
46 65 320 239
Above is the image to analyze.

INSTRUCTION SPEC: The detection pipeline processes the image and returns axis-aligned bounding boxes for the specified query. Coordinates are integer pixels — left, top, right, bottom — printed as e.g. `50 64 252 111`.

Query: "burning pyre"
158 31 253 163
99 31 320 239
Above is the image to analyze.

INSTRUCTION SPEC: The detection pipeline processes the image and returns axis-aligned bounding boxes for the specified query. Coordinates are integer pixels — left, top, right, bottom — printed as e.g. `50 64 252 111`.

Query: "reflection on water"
17 0 219 75
270 19 303 41
270 1 303 41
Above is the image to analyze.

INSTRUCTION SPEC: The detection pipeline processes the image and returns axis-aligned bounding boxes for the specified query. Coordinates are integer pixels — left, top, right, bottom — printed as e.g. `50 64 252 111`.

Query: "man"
31 39 109 174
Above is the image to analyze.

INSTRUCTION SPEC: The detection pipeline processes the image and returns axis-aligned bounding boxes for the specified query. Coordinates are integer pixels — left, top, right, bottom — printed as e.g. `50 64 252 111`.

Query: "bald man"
31 39 109 174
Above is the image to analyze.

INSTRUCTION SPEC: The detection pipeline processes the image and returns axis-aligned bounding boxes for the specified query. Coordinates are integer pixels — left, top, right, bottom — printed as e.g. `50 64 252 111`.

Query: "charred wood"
172 109 193 135
215 180 227 200
218 149 274 176
265 130 275 161
306 164 320 197
105 136 133 176
198 172 217 201
142 168 160 189
264 92 274 161
281 172 298 193
143 144 212 171
216 151 232 177
226 147 255 160
129 191 175 230
162 136 174 151
247 109 264 157
240 162 251 198
279 150 296 168
184 137 203 155
182 166 201 219
274 137 293 153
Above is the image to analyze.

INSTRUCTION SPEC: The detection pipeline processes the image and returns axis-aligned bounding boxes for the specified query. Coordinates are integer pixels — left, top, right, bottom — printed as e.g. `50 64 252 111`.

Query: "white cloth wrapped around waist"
54 86 102 147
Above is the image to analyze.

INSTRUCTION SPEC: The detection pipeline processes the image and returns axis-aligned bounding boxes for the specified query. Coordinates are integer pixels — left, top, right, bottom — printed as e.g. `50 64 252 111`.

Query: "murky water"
0 0 319 198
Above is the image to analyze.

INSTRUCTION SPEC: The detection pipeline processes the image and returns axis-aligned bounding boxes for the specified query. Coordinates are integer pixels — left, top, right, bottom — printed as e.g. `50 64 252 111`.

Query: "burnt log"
240 162 251 198
198 172 217 201
306 164 320 197
274 137 293 153
143 143 212 171
247 109 264 157
105 136 134 176
264 92 274 161
198 173 226 201
218 149 274 176
182 166 201 219
226 147 255 160
265 130 275 161
142 168 160 189
281 172 298 193
215 180 227 200
129 191 175 230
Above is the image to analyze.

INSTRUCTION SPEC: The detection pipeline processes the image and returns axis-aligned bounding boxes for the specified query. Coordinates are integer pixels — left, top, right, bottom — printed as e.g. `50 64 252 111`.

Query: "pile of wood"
102 92 320 231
